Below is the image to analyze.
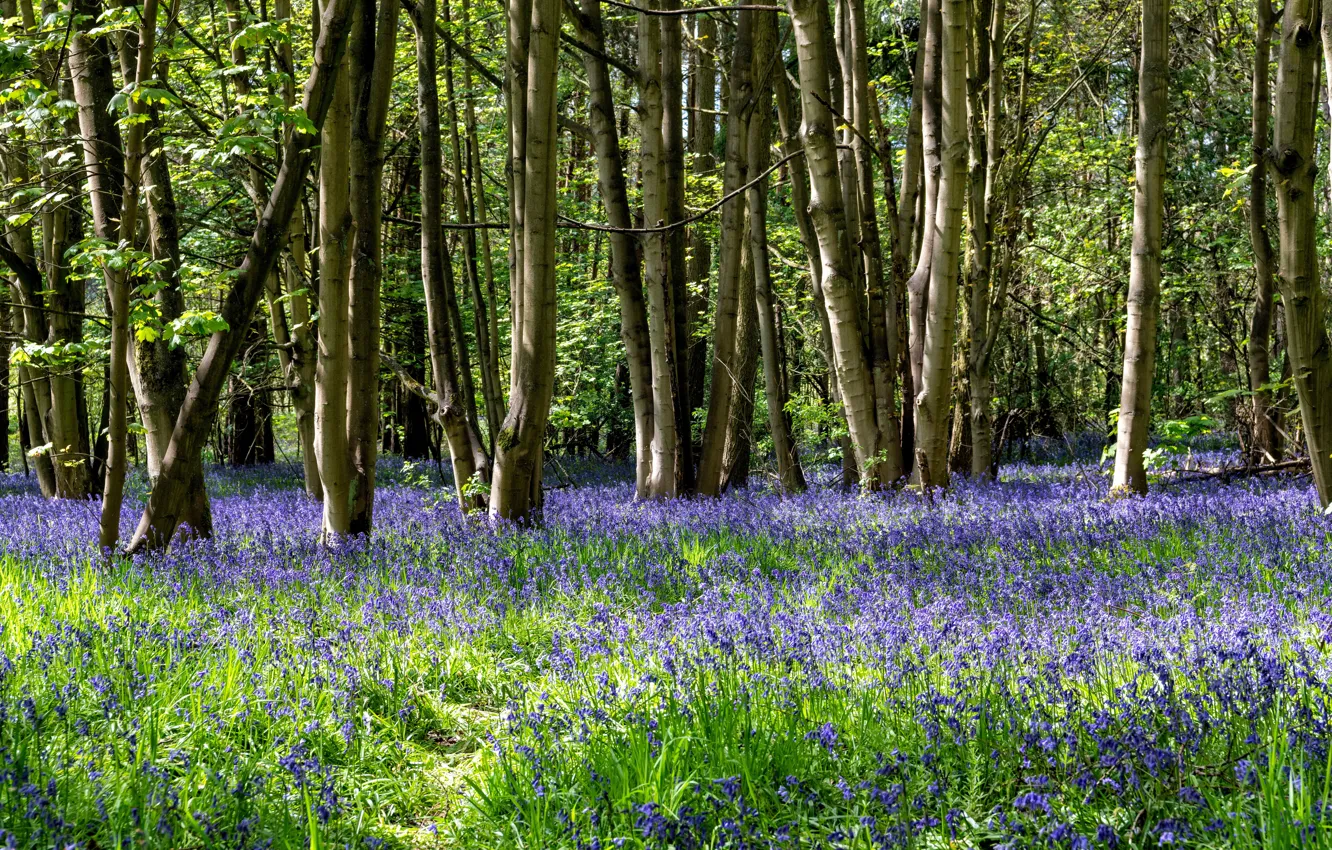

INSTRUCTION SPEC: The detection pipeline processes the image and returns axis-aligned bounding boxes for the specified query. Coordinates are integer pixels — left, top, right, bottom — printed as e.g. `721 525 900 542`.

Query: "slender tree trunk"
463 0 504 447
662 5 693 493
409 0 489 510
1248 0 1279 463
722 236 758 490
965 0 1007 479
696 7 755 496
491 0 561 521
568 0 654 497
847 0 900 483
687 16 716 449
1112 0 1169 495
346 0 399 534
73 0 158 545
639 4 679 497
444 0 504 443
750 40 805 493
912 0 968 489
277 0 321 498
908 0 942 402
316 9 355 537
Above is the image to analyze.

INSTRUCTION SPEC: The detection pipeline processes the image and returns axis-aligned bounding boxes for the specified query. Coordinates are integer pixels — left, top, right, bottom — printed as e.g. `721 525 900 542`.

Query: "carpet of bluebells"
0 453 1330 849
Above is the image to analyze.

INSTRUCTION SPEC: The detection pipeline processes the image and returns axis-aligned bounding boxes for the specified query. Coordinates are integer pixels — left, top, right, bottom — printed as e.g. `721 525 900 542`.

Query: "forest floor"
0 454 1327 848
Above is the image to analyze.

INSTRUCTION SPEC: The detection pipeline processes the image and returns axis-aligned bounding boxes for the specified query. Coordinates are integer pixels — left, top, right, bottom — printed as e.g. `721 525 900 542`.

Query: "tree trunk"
316 7 355 537
1111 0 1168 495
568 0 654 497
409 0 489 511
722 236 758 490
964 0 1007 479
72 0 158 546
912 0 967 490
639 5 679 497
276 0 322 498
696 7 755 496
1275 0 1332 506
443 0 504 444
662 6 693 493
750 41 805 493
907 0 942 402
686 16 716 455
786 0 888 490
847 0 901 483
490 0 561 521
346 0 399 534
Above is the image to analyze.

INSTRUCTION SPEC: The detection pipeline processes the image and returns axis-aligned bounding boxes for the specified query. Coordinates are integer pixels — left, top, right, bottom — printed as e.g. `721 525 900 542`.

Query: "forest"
0 0 1331 845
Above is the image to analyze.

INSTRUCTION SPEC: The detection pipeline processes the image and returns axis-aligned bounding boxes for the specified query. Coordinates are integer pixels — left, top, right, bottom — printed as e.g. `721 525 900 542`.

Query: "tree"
406 0 490 510
1275 0 1332 506
1111 0 1169 495
127 0 358 551
490 0 562 521
912 0 968 489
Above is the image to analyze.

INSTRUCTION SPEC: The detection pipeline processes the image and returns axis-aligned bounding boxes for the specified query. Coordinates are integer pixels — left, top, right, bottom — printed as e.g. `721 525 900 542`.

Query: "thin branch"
557 149 804 234
600 0 784 14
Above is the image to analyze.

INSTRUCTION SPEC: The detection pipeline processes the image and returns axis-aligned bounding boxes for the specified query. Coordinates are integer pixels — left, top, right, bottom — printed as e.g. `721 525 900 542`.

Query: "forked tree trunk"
490 0 561 521
1111 0 1168 495
907 0 941 404
409 0 489 510
912 0 967 489
696 7 754 496
127 0 356 551
1248 0 1279 465
639 5 679 497
786 0 885 487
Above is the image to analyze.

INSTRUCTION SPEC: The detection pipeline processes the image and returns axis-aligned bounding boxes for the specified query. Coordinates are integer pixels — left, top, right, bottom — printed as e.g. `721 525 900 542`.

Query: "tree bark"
1276 0 1332 506
639 4 679 497
912 0 968 489
409 0 489 511
750 43 805 493
786 0 888 488
568 0 654 497
1111 0 1168 495
696 5 755 496
276 0 322 498
315 2 355 537
443 0 504 444
346 0 399 533
907 0 942 404
1248 0 1279 464
662 5 692 493
490 0 562 521
847 0 901 484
